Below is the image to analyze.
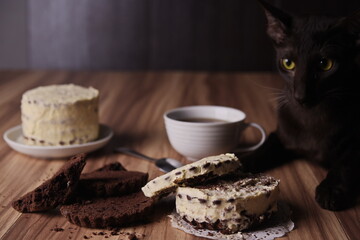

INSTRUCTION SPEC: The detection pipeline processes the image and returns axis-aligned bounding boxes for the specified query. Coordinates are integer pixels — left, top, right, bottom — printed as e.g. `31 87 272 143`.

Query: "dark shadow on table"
89 131 150 159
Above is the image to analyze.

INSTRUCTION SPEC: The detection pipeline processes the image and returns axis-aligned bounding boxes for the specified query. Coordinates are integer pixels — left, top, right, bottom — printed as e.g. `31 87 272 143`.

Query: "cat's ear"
346 10 360 46
257 0 292 45
336 10 360 45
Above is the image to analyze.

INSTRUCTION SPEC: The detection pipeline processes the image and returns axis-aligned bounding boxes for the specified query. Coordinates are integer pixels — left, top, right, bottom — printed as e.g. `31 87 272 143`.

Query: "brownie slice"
60 191 155 228
78 171 148 198
12 153 87 213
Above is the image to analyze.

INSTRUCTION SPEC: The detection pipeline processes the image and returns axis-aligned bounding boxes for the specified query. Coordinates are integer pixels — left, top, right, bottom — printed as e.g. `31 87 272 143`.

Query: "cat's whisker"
268 92 285 98
268 90 286 100
253 82 283 93
276 98 288 110
270 95 285 102
267 91 285 97
269 93 289 110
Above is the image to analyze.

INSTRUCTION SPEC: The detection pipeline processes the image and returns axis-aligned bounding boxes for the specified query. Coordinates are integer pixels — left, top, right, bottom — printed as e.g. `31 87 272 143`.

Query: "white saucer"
3 124 113 159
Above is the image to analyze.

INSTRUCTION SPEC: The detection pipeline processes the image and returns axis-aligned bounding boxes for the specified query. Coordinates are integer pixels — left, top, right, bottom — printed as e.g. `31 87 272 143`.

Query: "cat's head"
258 0 359 108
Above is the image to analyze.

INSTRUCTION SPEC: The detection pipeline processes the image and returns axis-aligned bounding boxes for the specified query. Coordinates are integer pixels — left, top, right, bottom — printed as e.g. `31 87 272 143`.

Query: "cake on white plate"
21 84 99 146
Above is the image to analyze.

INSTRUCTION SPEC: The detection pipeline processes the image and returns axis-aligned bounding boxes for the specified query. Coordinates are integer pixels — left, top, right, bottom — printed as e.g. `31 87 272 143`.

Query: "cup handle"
234 122 266 153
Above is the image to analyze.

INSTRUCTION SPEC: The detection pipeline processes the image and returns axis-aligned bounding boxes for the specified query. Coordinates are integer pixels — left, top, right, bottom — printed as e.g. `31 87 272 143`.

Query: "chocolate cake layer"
12 153 87 213
78 171 148 197
60 191 155 228
183 211 273 234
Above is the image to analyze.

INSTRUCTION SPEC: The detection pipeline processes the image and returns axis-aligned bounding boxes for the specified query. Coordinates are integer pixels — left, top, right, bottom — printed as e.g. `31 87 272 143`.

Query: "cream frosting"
21 84 99 146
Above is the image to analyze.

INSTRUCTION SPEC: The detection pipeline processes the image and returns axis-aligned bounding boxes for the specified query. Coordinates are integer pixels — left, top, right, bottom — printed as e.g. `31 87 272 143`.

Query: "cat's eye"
281 58 296 71
319 58 333 71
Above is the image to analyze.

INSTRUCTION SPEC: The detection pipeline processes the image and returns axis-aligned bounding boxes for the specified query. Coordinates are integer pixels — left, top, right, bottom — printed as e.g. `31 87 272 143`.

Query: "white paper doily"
169 201 294 240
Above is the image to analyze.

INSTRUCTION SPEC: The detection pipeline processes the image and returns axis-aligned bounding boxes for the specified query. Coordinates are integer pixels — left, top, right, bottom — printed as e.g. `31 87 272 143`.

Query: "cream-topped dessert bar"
176 174 280 234
141 153 241 198
21 84 99 146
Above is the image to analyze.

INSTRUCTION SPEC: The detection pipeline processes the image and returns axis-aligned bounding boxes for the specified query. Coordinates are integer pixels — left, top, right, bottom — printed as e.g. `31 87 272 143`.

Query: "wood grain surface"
0 71 358 240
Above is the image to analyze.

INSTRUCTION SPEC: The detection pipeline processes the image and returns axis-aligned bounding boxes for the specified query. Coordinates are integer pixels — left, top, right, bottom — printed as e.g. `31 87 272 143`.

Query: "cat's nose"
294 94 306 105
294 84 306 104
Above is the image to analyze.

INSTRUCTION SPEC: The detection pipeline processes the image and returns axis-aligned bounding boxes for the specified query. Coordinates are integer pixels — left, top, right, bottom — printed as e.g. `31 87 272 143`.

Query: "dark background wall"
0 0 359 71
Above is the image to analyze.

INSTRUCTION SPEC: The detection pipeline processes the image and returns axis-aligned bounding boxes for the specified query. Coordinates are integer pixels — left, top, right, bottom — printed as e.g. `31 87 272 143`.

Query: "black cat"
242 0 360 211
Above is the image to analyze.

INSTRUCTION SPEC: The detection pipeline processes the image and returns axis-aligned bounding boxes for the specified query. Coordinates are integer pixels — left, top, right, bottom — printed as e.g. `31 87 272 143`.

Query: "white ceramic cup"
164 105 266 161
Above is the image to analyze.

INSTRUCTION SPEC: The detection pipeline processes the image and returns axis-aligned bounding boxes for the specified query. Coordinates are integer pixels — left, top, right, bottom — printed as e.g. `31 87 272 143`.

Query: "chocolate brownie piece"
60 191 155 228
78 171 148 197
12 153 87 213
93 162 127 172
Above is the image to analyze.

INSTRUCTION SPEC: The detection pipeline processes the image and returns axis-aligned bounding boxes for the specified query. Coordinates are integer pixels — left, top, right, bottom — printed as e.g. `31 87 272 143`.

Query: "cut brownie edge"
60 191 155 229
78 171 148 198
12 153 87 213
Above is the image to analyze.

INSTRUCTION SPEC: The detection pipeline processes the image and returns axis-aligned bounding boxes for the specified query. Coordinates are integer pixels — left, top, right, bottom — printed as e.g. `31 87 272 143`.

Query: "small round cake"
175 174 280 234
21 84 99 146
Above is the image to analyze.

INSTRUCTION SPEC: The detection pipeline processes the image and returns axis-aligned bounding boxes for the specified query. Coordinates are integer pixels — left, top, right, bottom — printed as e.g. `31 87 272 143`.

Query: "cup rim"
163 105 246 126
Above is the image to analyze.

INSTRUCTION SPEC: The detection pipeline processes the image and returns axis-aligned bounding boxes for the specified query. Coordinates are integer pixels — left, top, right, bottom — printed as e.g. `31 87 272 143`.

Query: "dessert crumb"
110 231 119 236
127 233 138 240
51 227 64 232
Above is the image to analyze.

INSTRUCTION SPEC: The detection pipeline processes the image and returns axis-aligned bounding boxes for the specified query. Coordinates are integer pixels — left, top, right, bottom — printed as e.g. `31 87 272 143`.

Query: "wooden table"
0 71 358 240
